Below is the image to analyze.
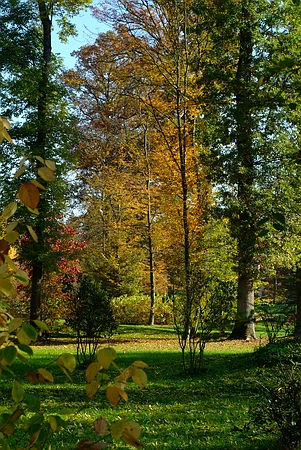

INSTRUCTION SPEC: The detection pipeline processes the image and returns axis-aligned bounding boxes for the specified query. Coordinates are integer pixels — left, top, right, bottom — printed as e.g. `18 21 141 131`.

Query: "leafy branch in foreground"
0 313 148 449
0 118 148 449
0 116 56 296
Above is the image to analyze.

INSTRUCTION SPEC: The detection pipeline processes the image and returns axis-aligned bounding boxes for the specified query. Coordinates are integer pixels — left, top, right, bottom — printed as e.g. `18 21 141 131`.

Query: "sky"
52 4 109 69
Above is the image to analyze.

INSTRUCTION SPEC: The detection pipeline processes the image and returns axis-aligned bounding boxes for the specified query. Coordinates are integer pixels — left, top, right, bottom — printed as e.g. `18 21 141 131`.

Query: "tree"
193 0 301 339
0 0 91 323
85 0 218 370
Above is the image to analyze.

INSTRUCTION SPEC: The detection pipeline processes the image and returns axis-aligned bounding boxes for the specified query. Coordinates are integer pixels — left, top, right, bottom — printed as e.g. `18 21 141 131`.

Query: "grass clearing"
0 325 283 449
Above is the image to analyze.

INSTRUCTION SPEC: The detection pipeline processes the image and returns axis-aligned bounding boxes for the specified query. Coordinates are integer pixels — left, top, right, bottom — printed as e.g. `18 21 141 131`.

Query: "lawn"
0 325 286 449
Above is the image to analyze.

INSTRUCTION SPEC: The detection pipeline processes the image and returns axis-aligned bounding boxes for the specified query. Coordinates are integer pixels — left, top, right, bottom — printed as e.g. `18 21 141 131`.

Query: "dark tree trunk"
230 6 256 340
294 265 301 337
30 262 43 322
29 2 51 323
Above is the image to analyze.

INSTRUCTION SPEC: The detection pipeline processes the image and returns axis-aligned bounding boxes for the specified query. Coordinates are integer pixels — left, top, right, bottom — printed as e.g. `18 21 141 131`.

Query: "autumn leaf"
86 361 101 383
106 385 120 406
38 166 56 182
2 202 18 219
93 417 109 436
18 182 40 209
97 347 116 370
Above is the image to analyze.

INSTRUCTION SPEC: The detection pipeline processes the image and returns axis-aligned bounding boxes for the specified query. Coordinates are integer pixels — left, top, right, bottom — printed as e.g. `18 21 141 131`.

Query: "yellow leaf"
31 179 47 191
35 155 45 165
6 221 19 232
27 225 38 242
45 160 56 172
97 347 116 370
133 361 149 368
56 353 76 373
122 430 144 448
106 385 120 406
86 379 98 399
0 277 14 296
2 202 18 219
38 167 56 182
18 182 40 210
114 382 128 402
132 368 148 388
86 361 101 383
47 415 57 432
122 421 143 448
110 419 128 440
5 231 19 244
38 368 54 383
4 255 17 271
14 165 27 178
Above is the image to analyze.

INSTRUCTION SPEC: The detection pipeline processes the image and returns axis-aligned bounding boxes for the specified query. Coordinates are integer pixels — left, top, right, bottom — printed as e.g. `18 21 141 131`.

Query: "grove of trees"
1 0 301 371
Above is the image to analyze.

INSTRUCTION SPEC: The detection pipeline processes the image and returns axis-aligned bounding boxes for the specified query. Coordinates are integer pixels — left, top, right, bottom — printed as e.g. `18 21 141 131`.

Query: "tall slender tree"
0 0 91 322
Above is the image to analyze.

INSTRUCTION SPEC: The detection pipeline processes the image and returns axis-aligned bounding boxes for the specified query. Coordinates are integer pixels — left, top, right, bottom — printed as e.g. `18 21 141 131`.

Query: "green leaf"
56 353 76 373
22 324 38 342
3 346 17 365
273 222 285 231
33 320 49 332
8 318 22 333
272 212 286 225
17 343 33 356
0 437 10 450
12 380 24 402
24 394 40 412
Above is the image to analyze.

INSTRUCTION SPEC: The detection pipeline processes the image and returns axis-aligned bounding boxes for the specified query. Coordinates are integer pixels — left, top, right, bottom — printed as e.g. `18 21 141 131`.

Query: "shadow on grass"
0 343 280 449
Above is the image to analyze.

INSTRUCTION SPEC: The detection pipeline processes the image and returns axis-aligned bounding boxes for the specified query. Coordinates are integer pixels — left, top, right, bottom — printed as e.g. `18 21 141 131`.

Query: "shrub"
251 362 301 450
65 275 117 366
111 295 173 325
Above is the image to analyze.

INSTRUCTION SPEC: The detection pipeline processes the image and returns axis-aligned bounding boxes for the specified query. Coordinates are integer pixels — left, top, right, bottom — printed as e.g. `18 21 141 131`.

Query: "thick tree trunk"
230 6 257 340
230 275 256 339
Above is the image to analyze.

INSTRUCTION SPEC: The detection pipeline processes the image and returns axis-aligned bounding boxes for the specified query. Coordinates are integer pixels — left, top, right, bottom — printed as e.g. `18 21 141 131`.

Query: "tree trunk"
146 178 156 326
30 262 43 323
230 275 256 339
294 265 301 337
29 2 51 323
230 5 256 340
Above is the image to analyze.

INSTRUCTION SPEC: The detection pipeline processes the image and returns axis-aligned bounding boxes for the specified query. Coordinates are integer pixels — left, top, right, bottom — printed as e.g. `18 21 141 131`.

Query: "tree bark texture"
230 6 256 340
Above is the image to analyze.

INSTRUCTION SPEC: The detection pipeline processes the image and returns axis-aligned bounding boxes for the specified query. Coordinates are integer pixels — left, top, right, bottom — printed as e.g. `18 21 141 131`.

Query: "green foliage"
257 302 296 343
173 276 236 372
251 361 301 449
65 276 117 366
111 295 173 326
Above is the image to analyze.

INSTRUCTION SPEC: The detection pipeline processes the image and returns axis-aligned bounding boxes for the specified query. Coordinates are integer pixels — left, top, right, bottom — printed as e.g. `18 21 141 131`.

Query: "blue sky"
52 4 109 68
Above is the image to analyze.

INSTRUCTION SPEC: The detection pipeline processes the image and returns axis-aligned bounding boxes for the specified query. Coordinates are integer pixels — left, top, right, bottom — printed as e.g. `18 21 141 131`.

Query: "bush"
111 295 173 325
251 362 301 449
253 339 301 367
65 276 117 365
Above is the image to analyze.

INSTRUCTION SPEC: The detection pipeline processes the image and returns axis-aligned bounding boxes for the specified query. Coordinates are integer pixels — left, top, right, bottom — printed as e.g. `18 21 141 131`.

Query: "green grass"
0 325 285 449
